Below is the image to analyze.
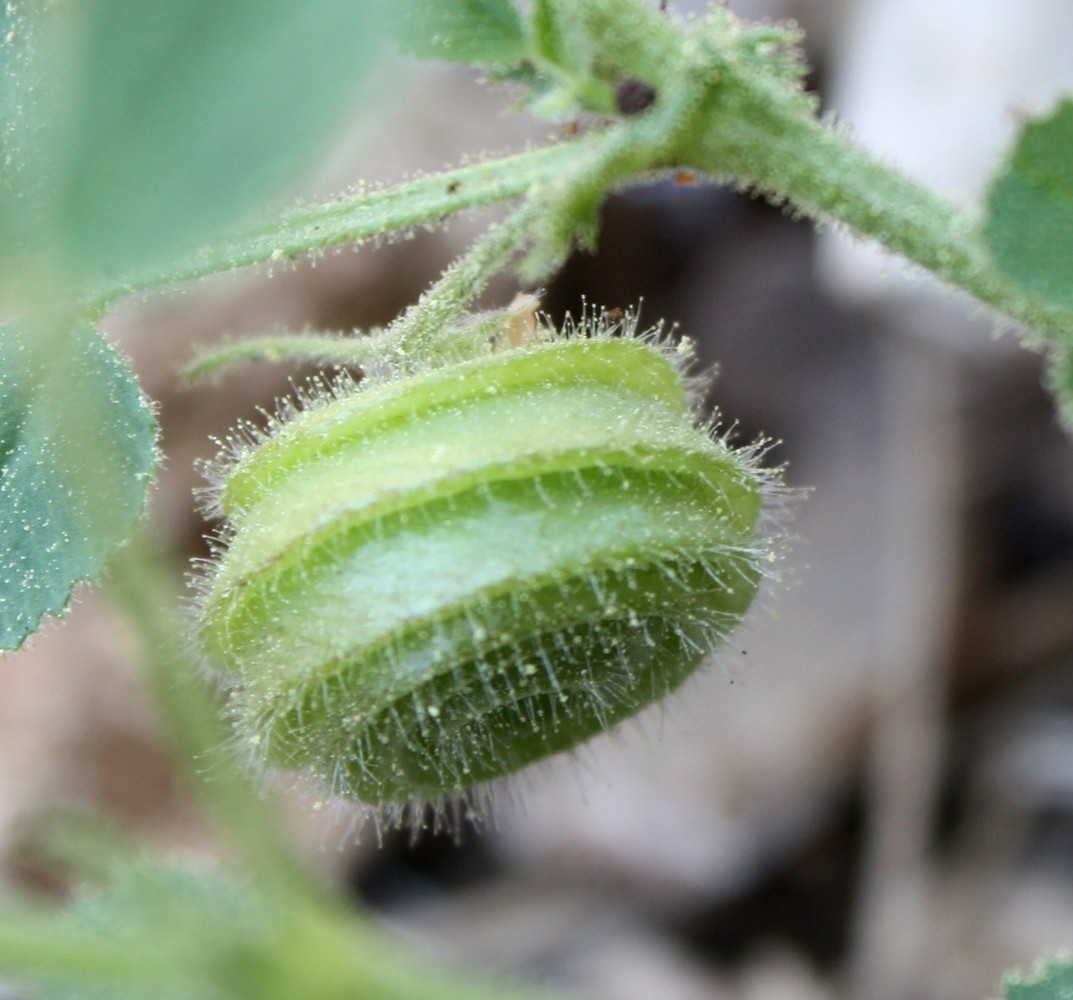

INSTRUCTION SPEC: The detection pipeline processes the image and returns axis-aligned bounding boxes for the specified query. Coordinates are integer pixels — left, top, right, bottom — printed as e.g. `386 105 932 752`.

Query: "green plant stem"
89 140 597 312
576 0 1073 342
182 201 552 383
518 44 719 278
680 64 1073 344
87 0 1073 348
386 198 544 361
0 895 559 1000
0 908 168 984
182 332 394 383
108 541 315 899
250 901 561 1000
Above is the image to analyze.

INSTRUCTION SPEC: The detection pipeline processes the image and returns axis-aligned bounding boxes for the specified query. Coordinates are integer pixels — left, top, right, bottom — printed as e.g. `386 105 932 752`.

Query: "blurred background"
6 2 1073 998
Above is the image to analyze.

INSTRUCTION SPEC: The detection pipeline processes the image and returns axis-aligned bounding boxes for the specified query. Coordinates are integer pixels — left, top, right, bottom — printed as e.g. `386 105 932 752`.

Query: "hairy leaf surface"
0 324 156 651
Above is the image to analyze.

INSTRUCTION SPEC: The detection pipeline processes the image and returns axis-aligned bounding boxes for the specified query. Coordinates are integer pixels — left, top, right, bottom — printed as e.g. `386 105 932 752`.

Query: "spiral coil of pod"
196 324 772 806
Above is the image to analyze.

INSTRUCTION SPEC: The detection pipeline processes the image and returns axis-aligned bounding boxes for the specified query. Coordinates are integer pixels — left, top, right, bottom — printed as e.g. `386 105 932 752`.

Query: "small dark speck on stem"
615 77 658 116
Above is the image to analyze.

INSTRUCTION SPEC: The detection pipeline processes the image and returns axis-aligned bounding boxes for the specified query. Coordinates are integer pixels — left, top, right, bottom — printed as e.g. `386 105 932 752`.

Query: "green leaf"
7 0 394 281
1006 956 1073 1000
0 323 156 651
985 98 1073 312
531 0 571 69
1 5 55 264
8 859 551 1000
398 0 526 65
524 0 615 117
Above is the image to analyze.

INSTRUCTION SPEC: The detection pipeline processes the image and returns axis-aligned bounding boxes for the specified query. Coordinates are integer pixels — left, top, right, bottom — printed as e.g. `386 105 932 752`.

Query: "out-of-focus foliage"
397 0 527 65
0 324 155 651
1 0 395 283
986 100 1073 314
986 98 1073 424
1006 957 1073 1000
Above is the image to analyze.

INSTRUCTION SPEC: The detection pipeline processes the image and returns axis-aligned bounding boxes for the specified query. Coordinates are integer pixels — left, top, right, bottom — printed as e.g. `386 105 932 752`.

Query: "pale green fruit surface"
198 334 768 805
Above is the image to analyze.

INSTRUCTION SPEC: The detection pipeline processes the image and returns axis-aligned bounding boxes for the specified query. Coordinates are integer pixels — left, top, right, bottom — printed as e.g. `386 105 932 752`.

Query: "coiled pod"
196 322 773 807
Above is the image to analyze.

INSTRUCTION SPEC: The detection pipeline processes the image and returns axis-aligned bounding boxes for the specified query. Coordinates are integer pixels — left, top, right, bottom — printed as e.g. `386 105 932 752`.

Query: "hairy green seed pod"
196 324 773 808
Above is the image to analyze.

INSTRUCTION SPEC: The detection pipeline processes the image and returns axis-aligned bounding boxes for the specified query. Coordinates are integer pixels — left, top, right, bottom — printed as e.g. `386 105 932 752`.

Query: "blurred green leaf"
40 865 255 1000
1 4 54 264
985 98 1073 313
1006 956 1073 1000
0 323 156 651
6 859 555 1000
5 0 394 281
398 0 526 65
524 0 613 118
532 0 574 70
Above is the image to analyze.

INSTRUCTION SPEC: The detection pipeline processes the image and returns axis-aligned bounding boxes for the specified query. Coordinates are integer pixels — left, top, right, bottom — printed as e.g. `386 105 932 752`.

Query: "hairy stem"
109 542 315 898
88 0 1073 349
0 909 168 984
578 0 1073 343
88 141 596 312
182 332 400 384
681 67 1073 343
387 199 544 361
